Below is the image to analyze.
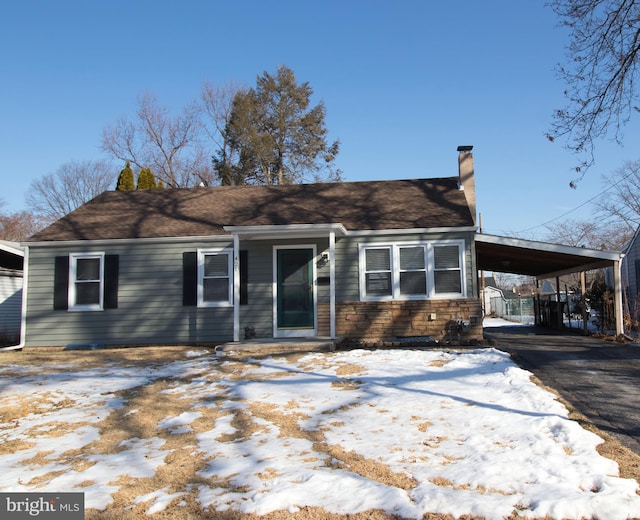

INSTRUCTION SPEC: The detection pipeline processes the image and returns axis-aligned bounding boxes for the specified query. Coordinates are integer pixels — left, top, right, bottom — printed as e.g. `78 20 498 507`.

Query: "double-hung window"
364 247 392 297
433 245 462 295
399 246 427 296
198 249 233 306
69 253 104 311
359 241 465 300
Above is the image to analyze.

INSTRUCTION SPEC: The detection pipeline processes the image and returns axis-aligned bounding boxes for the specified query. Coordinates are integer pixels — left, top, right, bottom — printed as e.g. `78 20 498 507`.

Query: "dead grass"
1 346 639 519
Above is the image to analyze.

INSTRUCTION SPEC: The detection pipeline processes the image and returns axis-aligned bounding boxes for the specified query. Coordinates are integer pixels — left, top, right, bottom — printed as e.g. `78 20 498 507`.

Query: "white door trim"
272 244 317 338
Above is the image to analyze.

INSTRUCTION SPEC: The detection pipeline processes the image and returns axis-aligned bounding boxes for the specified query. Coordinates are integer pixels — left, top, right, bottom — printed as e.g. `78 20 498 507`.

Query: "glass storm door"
276 249 314 331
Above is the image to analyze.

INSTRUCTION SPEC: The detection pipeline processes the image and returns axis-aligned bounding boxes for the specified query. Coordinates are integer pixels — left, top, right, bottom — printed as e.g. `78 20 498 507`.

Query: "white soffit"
223 223 348 240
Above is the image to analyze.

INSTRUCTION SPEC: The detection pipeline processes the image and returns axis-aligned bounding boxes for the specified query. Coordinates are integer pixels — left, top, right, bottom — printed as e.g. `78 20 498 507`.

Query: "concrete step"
215 337 338 356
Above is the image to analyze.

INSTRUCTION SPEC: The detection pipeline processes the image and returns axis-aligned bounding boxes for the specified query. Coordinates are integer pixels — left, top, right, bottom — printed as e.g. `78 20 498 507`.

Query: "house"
21 147 627 348
621 224 640 324
0 240 24 347
479 276 503 316
22 148 484 348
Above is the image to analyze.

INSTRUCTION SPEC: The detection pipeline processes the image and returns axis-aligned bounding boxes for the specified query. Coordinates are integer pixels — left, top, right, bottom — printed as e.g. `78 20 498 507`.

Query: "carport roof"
475 233 622 278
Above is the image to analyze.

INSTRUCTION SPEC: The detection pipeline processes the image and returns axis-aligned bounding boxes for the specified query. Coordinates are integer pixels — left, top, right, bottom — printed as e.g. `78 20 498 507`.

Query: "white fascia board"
24 234 232 248
0 241 24 257
223 223 348 239
347 226 477 237
475 233 623 261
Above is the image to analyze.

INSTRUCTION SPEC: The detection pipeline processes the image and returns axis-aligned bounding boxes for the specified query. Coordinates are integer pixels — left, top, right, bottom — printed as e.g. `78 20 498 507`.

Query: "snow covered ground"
1 335 639 519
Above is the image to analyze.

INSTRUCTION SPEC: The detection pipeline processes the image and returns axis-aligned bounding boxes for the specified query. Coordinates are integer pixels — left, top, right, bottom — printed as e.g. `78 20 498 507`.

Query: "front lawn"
1 346 639 519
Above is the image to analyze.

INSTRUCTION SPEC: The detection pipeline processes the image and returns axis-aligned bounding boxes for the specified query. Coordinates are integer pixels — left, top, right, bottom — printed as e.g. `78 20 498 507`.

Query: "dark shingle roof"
27 177 474 242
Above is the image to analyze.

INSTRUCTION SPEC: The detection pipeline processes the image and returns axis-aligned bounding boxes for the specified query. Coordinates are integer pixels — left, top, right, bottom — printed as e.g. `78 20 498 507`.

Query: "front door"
275 248 315 336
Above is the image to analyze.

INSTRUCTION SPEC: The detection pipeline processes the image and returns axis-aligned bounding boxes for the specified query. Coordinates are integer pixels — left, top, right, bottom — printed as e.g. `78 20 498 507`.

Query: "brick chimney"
457 145 476 226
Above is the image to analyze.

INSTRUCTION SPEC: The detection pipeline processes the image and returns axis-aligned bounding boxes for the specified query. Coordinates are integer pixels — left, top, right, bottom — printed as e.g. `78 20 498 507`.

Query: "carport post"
581 271 588 336
556 276 562 329
614 259 624 336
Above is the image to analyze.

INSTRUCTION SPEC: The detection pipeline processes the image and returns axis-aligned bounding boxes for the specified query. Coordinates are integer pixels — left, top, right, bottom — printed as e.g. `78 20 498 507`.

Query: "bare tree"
547 0 640 182
0 199 47 241
200 80 245 186
542 159 640 252
26 159 115 221
544 218 605 248
102 92 212 188
201 80 244 152
0 210 46 241
594 159 640 239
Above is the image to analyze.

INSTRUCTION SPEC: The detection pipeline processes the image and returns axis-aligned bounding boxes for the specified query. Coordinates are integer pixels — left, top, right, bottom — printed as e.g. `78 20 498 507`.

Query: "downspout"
329 231 336 339
233 234 240 342
1 245 28 351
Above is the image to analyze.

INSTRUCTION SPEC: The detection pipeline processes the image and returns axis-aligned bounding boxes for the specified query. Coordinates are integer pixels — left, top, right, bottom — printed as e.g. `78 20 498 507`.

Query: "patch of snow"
1 348 639 519
157 411 202 434
133 486 186 515
483 316 531 327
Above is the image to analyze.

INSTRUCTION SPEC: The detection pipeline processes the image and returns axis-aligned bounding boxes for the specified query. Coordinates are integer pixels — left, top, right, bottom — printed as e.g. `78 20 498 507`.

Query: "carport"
474 233 625 335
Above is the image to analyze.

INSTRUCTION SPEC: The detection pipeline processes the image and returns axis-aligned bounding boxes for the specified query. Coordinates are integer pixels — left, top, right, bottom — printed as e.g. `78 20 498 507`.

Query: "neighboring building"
479 276 503 316
622 225 640 323
0 241 24 346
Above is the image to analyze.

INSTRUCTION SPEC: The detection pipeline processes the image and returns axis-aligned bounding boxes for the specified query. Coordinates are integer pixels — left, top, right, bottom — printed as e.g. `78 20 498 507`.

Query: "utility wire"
513 165 639 233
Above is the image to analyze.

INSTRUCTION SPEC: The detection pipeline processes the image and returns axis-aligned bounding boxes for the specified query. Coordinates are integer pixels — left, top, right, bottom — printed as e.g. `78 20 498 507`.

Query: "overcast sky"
2 1 639 239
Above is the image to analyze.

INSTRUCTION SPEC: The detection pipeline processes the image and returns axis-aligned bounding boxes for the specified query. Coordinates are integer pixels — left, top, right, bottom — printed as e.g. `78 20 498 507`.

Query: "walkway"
484 325 640 455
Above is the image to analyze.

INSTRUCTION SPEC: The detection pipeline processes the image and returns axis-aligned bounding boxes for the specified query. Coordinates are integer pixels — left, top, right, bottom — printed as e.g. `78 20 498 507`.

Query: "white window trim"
197 248 233 307
69 252 105 311
430 242 467 298
398 245 428 298
358 240 466 301
362 245 394 299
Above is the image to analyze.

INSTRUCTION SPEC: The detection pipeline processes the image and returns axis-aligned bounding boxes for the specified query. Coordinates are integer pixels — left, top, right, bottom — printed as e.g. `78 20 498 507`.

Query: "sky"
2 325 640 519
2 1 639 240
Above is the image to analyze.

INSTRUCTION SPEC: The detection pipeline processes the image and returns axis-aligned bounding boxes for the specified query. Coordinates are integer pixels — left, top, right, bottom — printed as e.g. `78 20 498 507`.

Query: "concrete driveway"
484 324 640 455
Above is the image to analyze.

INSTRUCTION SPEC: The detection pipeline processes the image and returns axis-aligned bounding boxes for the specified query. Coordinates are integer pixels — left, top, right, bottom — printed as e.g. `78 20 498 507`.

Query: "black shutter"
183 251 197 306
54 256 69 310
104 254 119 309
240 250 248 305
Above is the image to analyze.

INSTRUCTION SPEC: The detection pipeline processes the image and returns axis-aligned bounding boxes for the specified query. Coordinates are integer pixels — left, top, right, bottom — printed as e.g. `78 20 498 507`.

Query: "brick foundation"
319 299 483 341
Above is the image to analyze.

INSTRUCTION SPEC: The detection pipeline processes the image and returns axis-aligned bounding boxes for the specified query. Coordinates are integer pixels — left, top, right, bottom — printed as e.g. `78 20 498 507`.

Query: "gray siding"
25 231 477 347
25 240 234 347
623 230 640 313
239 240 273 338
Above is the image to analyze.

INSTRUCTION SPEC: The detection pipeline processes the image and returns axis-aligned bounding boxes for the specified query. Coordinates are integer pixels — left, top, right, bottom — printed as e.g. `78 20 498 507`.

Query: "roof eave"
23 234 233 248
476 233 622 261
223 223 349 240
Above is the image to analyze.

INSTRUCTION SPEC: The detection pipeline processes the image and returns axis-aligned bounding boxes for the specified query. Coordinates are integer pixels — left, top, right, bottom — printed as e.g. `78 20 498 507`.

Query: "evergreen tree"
115 161 135 191
137 167 157 189
219 65 341 185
